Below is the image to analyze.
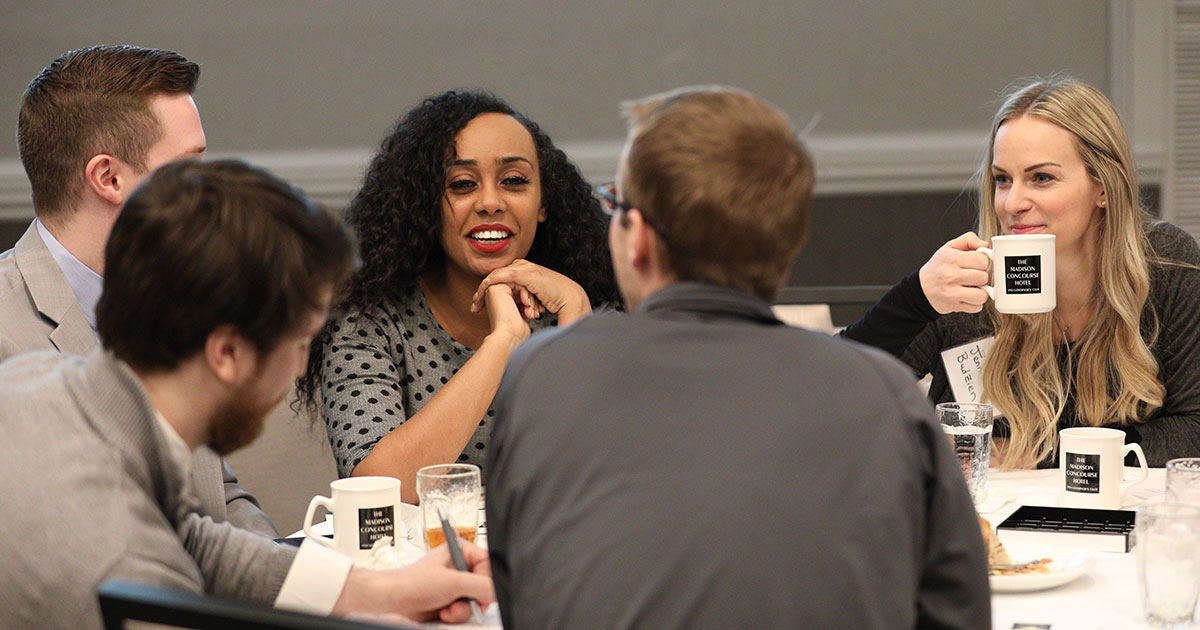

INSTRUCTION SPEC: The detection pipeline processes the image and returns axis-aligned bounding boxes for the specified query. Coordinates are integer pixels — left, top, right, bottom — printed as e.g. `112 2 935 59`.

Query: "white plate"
989 552 1094 593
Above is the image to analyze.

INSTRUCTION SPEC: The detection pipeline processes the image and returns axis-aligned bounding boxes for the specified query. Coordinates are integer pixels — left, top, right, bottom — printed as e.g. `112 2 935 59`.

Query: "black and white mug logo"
1064 452 1101 494
1004 255 1042 294
358 505 395 549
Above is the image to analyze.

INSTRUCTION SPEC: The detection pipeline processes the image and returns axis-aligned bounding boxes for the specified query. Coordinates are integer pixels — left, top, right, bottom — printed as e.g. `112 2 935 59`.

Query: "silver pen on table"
437 507 485 624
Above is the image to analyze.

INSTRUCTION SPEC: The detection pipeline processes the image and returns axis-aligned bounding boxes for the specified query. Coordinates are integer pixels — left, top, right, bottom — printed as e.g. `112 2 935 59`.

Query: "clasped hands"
469 260 591 339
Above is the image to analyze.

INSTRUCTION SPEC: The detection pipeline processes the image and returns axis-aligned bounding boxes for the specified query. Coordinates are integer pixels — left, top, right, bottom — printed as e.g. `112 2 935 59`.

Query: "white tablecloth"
983 468 1173 630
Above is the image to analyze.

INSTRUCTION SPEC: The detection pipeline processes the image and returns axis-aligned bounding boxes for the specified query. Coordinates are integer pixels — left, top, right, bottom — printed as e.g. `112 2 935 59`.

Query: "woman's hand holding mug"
919 232 1057 315
919 232 991 314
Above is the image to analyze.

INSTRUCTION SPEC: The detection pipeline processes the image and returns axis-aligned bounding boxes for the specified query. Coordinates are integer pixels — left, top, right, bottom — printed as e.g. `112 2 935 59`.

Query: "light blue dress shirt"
35 219 103 333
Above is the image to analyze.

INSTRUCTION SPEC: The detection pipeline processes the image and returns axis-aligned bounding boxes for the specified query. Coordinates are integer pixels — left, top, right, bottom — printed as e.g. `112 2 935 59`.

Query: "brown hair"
17 45 199 219
97 159 356 371
621 86 814 299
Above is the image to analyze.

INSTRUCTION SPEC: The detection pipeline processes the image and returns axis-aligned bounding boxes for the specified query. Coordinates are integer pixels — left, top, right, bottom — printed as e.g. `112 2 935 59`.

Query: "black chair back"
98 580 414 630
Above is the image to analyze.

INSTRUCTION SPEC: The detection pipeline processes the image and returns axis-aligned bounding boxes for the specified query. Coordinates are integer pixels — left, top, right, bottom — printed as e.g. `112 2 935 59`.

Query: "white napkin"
976 491 1014 513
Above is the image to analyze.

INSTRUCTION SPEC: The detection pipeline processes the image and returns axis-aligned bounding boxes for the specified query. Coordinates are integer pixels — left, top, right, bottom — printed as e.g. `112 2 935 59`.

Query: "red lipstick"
467 224 514 254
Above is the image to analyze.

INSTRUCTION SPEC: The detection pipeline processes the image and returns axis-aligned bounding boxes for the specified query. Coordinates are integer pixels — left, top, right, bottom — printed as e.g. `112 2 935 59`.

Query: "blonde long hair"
977 78 1163 468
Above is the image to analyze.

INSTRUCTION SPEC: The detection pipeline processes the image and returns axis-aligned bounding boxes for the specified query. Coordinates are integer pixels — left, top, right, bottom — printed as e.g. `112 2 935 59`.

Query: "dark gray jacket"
487 282 990 630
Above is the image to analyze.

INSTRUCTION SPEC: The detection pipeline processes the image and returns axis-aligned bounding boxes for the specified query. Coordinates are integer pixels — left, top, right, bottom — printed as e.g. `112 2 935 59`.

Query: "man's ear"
628 209 660 272
203 325 257 387
84 153 137 206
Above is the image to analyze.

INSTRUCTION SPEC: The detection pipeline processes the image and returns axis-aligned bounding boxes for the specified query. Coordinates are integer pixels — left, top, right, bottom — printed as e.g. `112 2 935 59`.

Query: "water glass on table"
1167 458 1200 505
416 463 481 550
937 402 993 504
1135 503 1200 628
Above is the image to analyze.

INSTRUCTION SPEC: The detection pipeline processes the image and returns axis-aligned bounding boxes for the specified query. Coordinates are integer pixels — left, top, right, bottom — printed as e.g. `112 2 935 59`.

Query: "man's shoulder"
0 251 34 305
0 243 29 290
510 310 918 395
506 310 627 369
0 359 182 627
0 350 79 397
0 260 53 359
0 239 68 358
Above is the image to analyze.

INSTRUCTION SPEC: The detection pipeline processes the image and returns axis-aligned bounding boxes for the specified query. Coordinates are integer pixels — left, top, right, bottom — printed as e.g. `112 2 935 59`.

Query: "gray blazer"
0 222 277 536
0 350 297 629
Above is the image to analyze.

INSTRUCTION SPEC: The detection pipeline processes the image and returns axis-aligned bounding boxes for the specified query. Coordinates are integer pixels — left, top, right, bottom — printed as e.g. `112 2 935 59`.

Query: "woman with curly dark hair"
300 90 616 501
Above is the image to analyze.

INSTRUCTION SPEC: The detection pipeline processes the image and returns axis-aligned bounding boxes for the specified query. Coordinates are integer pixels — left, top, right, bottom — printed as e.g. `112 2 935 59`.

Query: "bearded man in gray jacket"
0 159 494 629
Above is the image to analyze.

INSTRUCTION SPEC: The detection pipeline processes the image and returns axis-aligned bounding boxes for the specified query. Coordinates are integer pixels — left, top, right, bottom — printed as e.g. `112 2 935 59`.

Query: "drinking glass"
936 402 993 504
416 463 481 550
1167 458 1200 506
1136 503 1200 628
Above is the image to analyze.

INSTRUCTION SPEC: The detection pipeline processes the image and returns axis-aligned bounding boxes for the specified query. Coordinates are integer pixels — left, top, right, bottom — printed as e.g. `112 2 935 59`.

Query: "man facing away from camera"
0 160 494 629
485 86 990 629
0 44 277 535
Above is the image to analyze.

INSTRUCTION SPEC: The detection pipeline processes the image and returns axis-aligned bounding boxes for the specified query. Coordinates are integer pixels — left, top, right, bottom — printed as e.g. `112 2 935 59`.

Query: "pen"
438 507 485 624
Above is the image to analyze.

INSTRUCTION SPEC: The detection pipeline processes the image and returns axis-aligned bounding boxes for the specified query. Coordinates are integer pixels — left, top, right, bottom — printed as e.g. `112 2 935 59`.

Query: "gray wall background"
1 1 1107 157
0 1 1113 321
0 1 1127 527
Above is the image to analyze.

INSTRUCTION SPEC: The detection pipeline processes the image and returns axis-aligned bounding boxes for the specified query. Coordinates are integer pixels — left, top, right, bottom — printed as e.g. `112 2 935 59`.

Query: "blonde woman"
843 77 1200 468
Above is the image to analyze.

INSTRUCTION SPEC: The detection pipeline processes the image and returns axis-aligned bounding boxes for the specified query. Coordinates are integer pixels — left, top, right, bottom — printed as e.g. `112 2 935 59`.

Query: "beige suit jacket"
0 350 296 629
0 222 277 536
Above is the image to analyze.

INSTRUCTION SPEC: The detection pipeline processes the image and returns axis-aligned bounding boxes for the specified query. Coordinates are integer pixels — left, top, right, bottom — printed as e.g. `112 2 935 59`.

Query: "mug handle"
1119 443 1150 496
977 247 996 301
303 496 337 549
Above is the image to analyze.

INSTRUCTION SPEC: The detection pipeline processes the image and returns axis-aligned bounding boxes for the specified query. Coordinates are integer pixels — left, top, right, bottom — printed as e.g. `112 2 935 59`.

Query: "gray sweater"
0 350 296 630
320 283 554 478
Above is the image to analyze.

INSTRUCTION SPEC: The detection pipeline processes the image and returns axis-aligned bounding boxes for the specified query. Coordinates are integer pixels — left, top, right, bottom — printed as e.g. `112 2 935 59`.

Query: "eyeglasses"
595 182 670 241
595 182 634 217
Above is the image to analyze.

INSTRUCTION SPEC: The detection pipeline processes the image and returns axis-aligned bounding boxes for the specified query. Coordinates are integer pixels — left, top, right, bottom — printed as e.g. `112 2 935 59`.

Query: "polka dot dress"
320 283 555 478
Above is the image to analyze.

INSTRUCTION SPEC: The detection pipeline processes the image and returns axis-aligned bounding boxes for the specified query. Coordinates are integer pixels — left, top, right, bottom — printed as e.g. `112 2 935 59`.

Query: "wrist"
331 568 373 615
558 299 591 325
557 285 592 322
908 268 942 317
482 329 524 353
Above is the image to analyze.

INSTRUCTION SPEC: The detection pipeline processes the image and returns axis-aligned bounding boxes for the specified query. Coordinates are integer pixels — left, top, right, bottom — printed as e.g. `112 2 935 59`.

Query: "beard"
207 381 280 456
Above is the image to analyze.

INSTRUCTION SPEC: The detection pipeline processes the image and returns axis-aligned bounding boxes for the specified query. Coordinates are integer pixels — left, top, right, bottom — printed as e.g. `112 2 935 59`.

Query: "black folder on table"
996 505 1136 553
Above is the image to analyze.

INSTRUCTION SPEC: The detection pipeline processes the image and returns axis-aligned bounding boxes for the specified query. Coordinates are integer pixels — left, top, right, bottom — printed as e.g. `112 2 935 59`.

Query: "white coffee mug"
304 476 402 564
978 234 1056 314
1059 427 1148 509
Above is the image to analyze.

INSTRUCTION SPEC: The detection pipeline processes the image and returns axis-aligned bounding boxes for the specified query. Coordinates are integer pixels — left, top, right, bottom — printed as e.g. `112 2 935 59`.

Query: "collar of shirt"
35 218 103 332
637 281 782 325
152 409 194 479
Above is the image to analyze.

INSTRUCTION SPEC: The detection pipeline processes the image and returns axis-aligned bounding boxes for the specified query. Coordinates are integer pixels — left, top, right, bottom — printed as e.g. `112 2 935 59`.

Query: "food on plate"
978 515 1011 566
989 557 1055 576
361 536 421 569
978 515 1057 576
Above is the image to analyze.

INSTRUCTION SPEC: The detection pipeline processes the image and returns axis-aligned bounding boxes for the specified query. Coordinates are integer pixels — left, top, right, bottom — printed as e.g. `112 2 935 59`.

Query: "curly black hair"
299 89 617 408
